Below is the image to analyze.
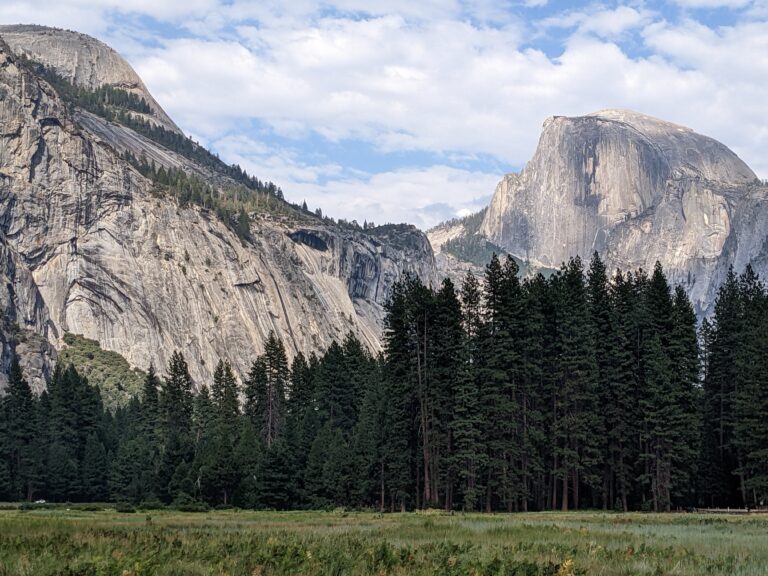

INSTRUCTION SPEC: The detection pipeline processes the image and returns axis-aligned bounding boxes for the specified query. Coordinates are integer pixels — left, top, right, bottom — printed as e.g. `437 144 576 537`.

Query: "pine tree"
284 352 316 505
668 284 701 507
606 270 640 511
244 333 288 449
553 257 601 511
315 341 357 433
518 274 548 511
0 380 13 499
732 266 768 506
478 254 518 511
451 271 484 511
381 278 417 511
587 253 613 508
638 262 686 512
255 442 293 509
137 365 161 499
161 351 194 435
431 278 465 510
2 358 37 500
45 365 91 501
81 432 107 501
700 267 742 506
233 417 263 508
191 386 216 502
350 358 385 509
158 351 195 503
208 360 240 504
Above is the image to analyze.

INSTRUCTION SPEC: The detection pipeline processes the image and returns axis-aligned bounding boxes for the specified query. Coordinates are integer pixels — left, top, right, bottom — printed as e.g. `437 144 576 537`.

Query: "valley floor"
0 508 765 575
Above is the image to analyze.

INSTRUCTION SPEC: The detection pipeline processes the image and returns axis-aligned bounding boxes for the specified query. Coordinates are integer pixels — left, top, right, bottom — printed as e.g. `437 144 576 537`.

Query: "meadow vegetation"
0 509 766 576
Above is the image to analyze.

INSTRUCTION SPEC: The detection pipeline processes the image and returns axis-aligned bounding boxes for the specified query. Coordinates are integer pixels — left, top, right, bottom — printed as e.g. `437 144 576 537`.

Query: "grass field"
0 508 766 575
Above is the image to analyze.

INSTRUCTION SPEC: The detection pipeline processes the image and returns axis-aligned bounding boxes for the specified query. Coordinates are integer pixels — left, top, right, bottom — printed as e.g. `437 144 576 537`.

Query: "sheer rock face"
0 232 55 393
481 109 768 313
0 24 181 134
0 30 435 391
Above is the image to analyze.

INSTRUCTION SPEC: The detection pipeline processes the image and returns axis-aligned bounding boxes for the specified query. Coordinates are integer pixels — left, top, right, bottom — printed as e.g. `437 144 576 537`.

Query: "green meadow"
0 509 765 576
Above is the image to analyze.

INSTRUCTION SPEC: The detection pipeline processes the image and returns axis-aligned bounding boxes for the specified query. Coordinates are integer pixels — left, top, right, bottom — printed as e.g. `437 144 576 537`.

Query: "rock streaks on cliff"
0 27 436 390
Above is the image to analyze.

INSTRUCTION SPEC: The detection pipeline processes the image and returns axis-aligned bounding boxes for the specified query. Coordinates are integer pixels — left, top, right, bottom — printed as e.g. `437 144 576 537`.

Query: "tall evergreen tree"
245 333 288 448
732 266 768 506
382 277 418 511
157 351 195 503
2 358 37 500
207 360 241 504
552 257 601 511
700 267 742 506
451 271 484 511
478 254 520 511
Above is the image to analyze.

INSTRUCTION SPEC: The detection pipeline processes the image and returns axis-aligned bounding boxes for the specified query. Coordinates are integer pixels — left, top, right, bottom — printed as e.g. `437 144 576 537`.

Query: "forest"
0 253 766 513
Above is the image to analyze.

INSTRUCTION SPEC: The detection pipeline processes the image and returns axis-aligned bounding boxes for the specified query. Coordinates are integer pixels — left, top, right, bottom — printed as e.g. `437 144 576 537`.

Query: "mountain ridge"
0 26 436 393
0 24 181 134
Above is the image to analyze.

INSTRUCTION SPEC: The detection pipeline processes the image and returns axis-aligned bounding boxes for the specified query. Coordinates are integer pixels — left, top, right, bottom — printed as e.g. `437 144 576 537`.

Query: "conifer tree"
553 257 601 510
81 432 108 501
451 271 484 511
431 278 465 510
2 358 37 500
700 267 742 506
587 253 613 508
381 278 417 511
350 358 386 508
158 351 195 503
732 266 768 506
245 333 288 448
479 254 519 511
206 360 241 504
518 274 548 510
668 284 701 506
606 270 640 511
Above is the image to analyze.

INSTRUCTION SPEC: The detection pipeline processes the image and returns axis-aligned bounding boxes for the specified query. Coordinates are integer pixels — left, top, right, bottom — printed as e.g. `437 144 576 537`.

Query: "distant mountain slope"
0 27 435 392
427 208 556 286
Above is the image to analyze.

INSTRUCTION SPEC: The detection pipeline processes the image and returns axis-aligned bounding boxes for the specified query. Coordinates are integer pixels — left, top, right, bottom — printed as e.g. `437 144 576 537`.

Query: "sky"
1 1 766 230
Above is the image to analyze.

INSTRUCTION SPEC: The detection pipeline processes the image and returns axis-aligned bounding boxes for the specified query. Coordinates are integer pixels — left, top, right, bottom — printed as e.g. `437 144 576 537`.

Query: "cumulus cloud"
210 134 496 228
540 5 655 38
671 0 752 8
283 165 498 230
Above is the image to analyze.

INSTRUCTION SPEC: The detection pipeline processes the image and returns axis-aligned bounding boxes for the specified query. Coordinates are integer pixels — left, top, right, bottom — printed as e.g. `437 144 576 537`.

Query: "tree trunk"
572 467 579 511
551 454 558 511
380 460 385 513
562 469 569 511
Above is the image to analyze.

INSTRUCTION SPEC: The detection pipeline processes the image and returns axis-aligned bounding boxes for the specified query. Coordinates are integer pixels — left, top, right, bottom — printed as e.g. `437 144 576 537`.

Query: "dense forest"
1 254 766 512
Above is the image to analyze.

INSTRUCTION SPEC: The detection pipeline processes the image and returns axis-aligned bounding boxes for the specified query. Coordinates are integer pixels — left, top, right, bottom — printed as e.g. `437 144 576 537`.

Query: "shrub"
115 502 136 513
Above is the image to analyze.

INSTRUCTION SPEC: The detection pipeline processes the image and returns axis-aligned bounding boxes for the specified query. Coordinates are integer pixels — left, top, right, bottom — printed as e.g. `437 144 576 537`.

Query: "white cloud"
209 134 497 228
284 165 498 229
540 5 655 39
134 12 768 177
671 0 752 8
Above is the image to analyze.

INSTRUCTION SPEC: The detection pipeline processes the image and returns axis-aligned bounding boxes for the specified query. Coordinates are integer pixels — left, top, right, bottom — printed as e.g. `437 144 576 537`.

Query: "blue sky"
1 0 766 229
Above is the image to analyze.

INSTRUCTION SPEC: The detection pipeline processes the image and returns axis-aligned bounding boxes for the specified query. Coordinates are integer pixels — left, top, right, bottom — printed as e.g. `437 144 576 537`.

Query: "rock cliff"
0 24 180 133
479 109 768 313
0 27 436 391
